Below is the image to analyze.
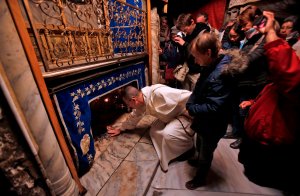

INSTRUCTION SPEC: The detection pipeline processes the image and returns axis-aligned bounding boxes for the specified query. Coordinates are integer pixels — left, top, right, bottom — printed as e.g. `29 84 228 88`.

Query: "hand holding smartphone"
176 32 183 38
253 15 267 29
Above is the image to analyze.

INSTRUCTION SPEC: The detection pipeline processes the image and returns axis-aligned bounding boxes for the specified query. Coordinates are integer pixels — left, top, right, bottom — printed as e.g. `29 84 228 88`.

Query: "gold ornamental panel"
22 0 146 72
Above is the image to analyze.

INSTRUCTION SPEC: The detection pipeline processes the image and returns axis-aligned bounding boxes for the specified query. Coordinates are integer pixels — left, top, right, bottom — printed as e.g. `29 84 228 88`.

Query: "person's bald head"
121 86 139 101
120 85 144 109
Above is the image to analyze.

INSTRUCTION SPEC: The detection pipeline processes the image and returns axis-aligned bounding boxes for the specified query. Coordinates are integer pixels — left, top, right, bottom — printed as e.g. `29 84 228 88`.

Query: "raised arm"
259 11 300 100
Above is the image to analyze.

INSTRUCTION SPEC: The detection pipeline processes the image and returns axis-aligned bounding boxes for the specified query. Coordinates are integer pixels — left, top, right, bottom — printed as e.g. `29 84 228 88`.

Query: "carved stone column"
151 7 160 84
0 1 78 195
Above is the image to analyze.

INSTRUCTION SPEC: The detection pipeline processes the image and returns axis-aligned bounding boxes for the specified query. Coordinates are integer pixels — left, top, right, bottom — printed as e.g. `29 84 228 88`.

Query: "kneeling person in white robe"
107 84 194 172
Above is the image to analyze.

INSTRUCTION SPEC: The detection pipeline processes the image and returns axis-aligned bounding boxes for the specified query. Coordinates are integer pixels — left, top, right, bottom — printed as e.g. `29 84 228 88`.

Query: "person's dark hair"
220 19 237 32
231 22 245 40
190 31 220 59
283 16 299 31
176 13 193 30
197 12 208 22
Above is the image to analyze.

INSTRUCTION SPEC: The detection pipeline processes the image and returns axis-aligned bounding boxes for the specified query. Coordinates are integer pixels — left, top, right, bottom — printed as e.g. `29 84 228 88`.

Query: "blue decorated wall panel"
54 62 145 175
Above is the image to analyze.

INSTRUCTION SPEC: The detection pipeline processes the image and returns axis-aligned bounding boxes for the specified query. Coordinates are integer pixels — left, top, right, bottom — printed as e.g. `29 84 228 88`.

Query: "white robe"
119 84 194 171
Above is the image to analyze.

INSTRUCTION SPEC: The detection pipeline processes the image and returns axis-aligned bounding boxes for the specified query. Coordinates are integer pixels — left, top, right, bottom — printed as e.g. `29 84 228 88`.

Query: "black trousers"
194 130 224 180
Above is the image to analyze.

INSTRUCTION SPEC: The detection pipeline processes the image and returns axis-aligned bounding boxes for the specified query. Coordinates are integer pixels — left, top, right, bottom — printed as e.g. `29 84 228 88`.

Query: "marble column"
151 7 160 84
0 1 78 195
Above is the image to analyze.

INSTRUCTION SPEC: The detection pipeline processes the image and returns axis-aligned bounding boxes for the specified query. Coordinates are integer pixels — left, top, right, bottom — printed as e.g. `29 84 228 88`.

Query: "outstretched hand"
107 125 121 137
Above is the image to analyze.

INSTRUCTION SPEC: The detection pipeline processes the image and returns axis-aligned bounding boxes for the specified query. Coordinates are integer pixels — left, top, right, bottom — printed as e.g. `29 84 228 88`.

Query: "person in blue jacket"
185 31 247 189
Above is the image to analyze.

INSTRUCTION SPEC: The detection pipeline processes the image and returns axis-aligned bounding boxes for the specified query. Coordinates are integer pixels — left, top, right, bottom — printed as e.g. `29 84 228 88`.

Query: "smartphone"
253 15 267 28
176 32 183 38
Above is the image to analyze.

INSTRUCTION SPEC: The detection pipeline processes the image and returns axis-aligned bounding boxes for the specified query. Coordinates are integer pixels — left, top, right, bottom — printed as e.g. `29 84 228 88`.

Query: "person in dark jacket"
185 32 247 189
174 13 210 91
229 5 270 149
160 26 184 88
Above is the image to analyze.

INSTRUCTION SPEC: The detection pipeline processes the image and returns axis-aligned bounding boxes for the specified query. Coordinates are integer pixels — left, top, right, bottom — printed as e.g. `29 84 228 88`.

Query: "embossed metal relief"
108 0 146 56
23 0 146 72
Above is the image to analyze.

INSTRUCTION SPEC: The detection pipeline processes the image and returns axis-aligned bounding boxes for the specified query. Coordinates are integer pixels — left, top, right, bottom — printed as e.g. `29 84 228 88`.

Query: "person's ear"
131 96 137 102
191 18 195 25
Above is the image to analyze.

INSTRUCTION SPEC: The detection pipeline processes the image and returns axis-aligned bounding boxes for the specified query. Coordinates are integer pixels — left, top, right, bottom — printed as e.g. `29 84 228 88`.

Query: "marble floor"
80 115 283 196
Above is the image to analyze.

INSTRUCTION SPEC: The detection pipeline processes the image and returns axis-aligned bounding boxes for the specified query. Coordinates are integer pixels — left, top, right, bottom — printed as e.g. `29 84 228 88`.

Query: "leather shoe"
185 179 206 190
230 138 242 149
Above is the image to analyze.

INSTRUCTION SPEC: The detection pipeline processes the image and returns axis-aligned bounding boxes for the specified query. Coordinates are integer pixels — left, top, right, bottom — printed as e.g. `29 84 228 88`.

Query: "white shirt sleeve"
119 108 144 131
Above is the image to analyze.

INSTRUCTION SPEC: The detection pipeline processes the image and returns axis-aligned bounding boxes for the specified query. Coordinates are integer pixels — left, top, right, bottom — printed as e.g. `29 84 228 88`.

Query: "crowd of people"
107 6 300 195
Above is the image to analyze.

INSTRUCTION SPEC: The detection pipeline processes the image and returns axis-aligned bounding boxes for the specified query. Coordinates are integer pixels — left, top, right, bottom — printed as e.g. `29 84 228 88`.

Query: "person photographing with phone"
238 11 300 194
228 6 270 149
159 26 185 88
174 13 210 91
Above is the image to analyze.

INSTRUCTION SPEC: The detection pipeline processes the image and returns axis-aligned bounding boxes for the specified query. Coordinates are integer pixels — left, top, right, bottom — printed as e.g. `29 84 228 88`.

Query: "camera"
253 15 267 28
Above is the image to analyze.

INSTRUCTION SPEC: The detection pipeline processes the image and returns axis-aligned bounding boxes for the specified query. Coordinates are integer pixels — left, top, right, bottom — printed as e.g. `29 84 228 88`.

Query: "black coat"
238 34 269 89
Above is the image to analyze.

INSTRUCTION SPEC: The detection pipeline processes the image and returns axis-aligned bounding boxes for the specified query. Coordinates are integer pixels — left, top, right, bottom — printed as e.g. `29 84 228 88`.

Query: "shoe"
230 138 242 149
185 179 206 190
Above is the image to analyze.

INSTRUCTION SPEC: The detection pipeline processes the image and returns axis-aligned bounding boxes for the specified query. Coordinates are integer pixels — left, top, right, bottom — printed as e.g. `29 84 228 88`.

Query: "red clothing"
244 39 300 145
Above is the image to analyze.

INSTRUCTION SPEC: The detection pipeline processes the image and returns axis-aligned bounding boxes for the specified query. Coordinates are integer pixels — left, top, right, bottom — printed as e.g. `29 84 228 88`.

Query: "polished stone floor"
80 115 283 196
